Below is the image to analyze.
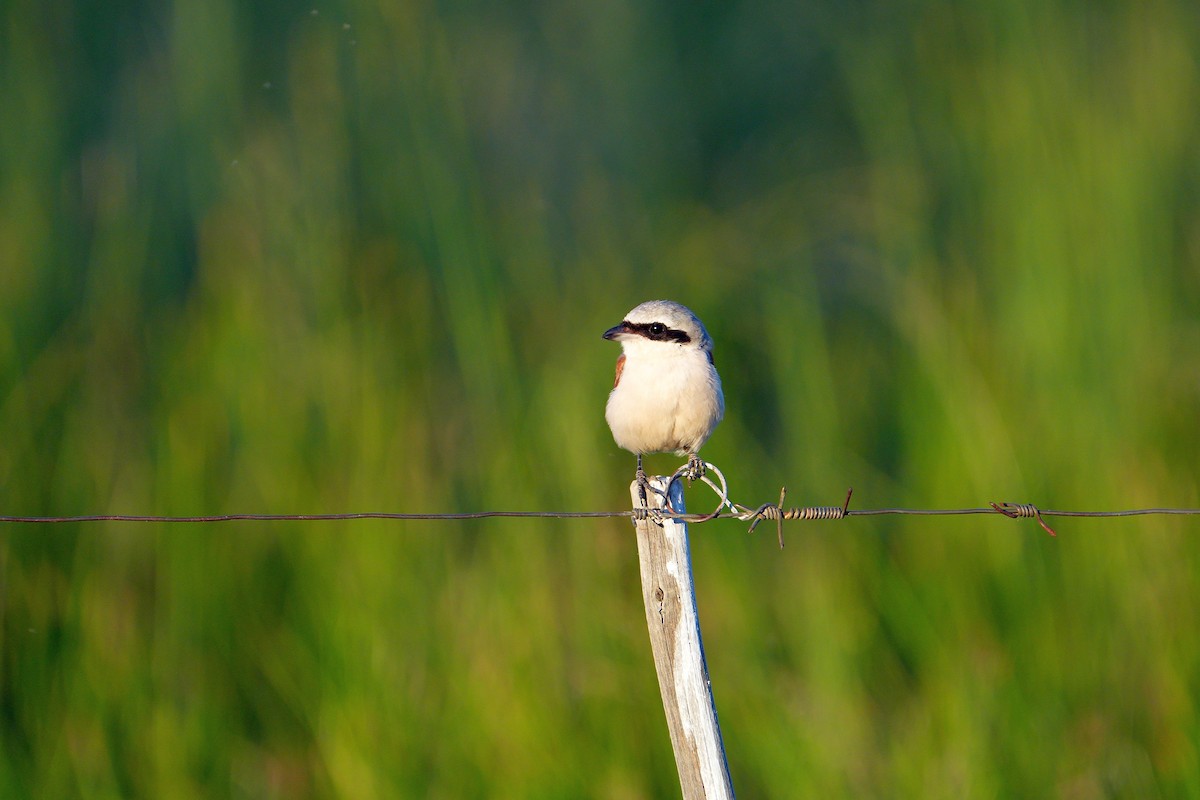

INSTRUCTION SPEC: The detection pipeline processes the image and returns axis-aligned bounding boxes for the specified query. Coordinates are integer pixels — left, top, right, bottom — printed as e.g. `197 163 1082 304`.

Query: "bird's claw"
684 455 706 482
635 461 669 526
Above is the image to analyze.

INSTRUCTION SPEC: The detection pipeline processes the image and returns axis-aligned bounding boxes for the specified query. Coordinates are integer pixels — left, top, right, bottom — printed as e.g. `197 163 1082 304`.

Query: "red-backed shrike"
603 300 724 482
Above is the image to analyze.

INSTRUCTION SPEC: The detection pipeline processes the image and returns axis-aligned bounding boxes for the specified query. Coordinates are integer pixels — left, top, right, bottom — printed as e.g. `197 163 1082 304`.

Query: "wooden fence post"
631 476 735 799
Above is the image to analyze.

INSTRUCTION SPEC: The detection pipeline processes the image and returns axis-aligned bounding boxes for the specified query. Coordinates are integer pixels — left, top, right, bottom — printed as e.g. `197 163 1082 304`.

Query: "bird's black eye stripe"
625 320 691 344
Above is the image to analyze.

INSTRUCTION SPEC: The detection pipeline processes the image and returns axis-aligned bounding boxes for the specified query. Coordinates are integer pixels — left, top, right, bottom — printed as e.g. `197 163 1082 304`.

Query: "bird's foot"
635 456 668 525
636 464 651 507
684 454 706 482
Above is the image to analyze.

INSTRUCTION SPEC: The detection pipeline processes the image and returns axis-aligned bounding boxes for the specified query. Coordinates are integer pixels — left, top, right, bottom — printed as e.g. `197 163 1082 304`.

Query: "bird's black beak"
603 322 632 341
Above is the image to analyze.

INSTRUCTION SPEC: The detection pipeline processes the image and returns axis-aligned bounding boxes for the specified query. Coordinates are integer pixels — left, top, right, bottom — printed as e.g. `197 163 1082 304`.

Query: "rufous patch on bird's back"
613 353 626 388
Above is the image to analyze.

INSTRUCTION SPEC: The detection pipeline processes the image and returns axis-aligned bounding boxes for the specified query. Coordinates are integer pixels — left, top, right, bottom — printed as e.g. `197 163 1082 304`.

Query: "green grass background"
3 0 1200 796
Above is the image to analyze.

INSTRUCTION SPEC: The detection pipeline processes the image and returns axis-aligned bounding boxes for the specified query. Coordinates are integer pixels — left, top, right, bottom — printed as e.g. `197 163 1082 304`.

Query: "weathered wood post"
631 476 735 799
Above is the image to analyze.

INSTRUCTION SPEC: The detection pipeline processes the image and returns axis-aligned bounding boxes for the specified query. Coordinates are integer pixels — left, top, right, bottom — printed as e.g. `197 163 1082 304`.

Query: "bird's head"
602 300 713 357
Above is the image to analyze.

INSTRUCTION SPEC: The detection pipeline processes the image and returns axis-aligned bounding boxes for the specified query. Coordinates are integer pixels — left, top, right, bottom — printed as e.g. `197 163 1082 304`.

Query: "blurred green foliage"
2 0 1200 796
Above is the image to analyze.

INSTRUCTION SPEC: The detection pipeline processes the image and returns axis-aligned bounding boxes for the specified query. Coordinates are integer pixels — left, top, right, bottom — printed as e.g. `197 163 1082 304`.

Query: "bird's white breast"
605 341 724 456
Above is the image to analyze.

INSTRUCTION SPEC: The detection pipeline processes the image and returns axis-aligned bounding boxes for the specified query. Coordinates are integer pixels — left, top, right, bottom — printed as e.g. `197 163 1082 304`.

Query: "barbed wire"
3 460 1198 547
5 506 1190 526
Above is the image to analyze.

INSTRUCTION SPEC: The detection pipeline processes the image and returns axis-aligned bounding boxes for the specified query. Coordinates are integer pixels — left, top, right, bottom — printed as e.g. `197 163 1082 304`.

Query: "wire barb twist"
733 488 854 549
990 502 1057 536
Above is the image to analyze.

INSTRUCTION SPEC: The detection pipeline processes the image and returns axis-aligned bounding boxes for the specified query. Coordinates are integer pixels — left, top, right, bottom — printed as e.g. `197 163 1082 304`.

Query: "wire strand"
1 506 1198 524
2 464 1197 539
0 511 637 523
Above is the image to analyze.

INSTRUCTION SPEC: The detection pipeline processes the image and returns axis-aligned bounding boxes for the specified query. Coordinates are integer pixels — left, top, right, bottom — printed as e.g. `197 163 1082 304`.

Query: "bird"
603 300 724 489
